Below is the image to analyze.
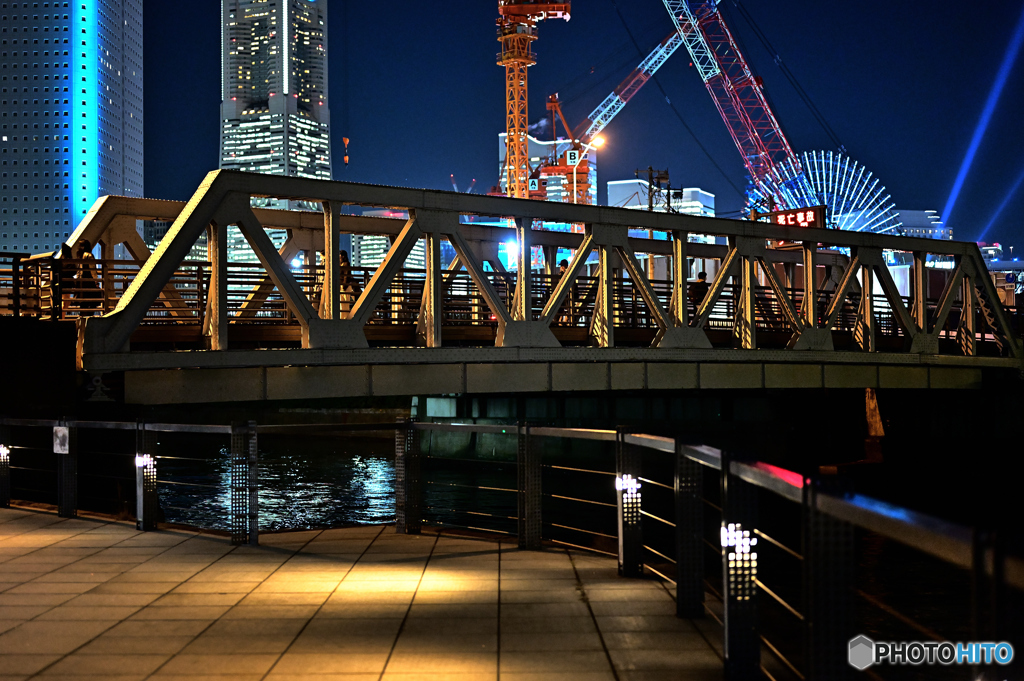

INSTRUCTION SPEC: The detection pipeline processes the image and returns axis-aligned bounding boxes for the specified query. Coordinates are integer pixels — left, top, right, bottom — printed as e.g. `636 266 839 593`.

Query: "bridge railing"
9 252 1018 356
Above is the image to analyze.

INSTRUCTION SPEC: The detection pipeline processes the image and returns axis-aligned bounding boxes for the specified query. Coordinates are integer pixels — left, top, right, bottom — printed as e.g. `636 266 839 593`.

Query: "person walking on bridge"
689 271 710 316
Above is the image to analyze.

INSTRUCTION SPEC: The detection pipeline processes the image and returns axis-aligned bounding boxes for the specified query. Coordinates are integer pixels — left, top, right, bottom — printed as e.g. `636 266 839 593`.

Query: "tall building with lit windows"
220 0 331 183
0 0 143 254
219 0 332 263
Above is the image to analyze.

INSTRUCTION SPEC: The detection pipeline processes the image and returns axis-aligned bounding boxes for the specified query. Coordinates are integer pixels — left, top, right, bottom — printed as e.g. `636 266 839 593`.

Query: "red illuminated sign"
752 205 827 228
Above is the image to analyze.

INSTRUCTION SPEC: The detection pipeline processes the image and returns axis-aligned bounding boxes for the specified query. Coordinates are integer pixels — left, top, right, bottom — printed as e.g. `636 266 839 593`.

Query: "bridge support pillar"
54 423 77 518
0 425 10 508
517 424 541 549
616 431 643 577
135 423 158 531
230 421 258 545
395 419 421 535
675 442 704 618
803 478 854 680
721 453 759 679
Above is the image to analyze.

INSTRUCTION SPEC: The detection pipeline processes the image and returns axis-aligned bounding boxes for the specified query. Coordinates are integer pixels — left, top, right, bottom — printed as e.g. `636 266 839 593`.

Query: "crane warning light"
752 205 827 229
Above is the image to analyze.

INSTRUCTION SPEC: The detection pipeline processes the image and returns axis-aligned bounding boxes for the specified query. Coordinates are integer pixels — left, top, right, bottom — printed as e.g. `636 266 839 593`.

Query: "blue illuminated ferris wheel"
750 151 903 234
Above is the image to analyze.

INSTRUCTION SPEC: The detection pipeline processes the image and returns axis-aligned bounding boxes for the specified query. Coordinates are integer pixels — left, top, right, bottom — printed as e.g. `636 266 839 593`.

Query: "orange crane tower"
497 1 570 199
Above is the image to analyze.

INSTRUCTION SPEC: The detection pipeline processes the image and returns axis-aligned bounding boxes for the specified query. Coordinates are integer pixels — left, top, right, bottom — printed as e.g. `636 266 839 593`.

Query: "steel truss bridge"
1 171 1020 403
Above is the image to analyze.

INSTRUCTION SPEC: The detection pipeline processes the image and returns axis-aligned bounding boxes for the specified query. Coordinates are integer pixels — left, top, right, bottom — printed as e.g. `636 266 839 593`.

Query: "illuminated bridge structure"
1 170 1021 404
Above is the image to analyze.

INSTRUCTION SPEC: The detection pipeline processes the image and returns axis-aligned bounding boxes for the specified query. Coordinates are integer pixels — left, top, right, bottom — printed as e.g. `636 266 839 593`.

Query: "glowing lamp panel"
721 522 757 601
616 474 642 525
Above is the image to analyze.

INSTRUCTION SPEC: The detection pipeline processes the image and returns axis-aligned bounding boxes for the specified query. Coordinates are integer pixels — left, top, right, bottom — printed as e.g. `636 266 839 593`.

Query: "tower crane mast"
497 1 570 200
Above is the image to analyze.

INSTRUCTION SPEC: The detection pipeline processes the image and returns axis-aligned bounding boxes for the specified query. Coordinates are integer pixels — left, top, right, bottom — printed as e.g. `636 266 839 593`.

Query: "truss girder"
73 171 1022 364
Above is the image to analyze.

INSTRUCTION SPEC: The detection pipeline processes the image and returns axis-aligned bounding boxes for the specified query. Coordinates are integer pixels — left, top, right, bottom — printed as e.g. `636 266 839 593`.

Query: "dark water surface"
157 434 395 531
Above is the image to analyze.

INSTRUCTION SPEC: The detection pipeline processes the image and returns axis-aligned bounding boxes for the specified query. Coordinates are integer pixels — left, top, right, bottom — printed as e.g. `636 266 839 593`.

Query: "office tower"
220 0 331 184
0 0 143 254
219 0 332 263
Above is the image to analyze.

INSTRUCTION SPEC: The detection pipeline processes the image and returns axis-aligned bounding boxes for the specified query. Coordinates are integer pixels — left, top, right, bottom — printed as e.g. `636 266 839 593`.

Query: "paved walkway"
0 507 722 680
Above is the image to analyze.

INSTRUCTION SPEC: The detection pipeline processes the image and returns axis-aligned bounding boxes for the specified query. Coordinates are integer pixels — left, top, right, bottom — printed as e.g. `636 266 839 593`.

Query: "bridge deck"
0 507 721 680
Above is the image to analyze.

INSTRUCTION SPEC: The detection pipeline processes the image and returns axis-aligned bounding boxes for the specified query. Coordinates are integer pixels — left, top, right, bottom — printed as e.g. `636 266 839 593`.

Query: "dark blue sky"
146 1 1024 249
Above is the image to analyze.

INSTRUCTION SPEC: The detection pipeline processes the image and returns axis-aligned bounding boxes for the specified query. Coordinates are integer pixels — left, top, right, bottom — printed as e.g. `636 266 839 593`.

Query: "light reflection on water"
157 440 395 531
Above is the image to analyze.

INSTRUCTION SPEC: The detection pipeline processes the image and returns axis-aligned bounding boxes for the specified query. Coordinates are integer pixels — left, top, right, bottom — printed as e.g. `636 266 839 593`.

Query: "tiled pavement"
0 507 723 680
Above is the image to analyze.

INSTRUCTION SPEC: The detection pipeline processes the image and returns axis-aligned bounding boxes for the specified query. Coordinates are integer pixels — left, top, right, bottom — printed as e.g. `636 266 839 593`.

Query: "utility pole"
635 166 670 212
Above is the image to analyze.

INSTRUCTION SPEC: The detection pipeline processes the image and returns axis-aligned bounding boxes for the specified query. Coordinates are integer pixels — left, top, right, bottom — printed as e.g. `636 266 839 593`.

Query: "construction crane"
533 31 686 205
661 1 901 232
497 1 570 200
662 1 796 203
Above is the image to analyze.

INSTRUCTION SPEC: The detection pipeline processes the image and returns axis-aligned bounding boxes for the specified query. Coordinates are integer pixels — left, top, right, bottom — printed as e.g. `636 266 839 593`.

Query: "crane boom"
662 0 801 206
577 31 684 144
661 0 720 81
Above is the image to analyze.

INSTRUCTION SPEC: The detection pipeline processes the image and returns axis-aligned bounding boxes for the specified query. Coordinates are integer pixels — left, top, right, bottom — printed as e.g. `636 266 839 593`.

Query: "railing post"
720 453 759 679
395 419 421 534
615 430 643 577
517 423 541 549
230 421 258 545
12 254 21 317
675 440 704 618
134 423 158 531
54 421 77 518
0 425 10 508
803 478 854 681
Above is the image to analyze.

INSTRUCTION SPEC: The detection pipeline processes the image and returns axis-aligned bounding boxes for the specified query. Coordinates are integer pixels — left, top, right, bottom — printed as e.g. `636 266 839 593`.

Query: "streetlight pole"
572 137 604 204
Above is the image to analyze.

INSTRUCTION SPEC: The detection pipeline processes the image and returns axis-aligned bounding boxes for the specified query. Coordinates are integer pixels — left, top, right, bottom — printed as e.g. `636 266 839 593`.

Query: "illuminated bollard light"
134 454 157 531
0 443 10 508
721 458 758 680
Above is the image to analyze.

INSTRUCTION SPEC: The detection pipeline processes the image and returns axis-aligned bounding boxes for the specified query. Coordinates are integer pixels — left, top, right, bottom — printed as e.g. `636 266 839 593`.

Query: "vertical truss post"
733 255 757 349
856 266 876 352
803 479 854 681
323 202 342 320
395 419 422 535
0 425 10 508
721 453 759 679
517 423 541 549
616 431 643 577
802 241 817 326
958 275 976 356
134 423 158 531
230 421 258 545
675 441 704 618
417 233 443 347
205 222 228 350
670 231 689 326
590 247 615 347
511 218 532 321
912 251 928 331
54 422 77 518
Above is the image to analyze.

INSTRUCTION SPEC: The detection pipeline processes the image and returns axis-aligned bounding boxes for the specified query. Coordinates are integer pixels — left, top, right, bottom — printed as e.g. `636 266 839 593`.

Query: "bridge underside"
115 349 999 404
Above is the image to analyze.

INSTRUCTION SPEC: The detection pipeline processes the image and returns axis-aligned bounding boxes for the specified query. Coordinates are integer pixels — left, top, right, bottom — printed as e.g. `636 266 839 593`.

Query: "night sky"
146 1 1024 250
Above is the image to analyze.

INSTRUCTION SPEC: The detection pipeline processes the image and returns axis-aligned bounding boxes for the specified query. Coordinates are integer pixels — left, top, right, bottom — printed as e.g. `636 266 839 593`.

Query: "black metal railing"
0 416 1020 680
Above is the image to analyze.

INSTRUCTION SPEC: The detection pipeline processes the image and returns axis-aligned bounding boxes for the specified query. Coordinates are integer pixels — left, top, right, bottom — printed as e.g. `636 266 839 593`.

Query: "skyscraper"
220 0 331 184
219 0 332 264
0 0 143 254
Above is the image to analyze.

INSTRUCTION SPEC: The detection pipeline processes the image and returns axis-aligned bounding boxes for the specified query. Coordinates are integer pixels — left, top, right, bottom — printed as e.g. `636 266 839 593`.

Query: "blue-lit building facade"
0 0 143 253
